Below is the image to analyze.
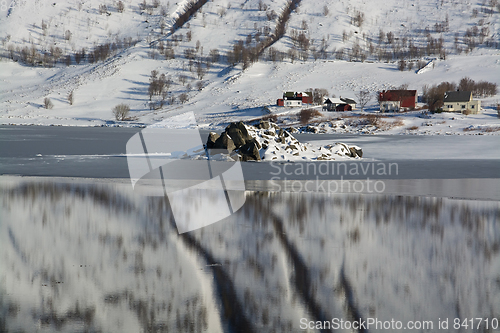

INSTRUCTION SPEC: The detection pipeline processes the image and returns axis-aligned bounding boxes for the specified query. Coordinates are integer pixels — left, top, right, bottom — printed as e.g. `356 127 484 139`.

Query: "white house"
442 91 480 114
283 99 302 107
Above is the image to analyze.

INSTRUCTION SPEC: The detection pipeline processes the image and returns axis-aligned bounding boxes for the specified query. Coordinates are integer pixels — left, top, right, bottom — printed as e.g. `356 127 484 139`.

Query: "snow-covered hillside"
0 0 499 129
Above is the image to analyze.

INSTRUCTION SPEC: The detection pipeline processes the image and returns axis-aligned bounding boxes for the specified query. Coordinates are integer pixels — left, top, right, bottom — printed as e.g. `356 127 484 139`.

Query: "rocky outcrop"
205 121 362 162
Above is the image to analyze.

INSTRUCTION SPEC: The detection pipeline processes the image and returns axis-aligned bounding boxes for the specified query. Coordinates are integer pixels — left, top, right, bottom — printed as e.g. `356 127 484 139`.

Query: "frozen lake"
0 125 499 180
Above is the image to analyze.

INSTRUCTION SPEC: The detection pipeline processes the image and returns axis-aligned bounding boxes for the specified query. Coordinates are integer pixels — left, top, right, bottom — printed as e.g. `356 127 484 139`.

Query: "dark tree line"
226 0 301 69
171 0 209 32
5 37 138 68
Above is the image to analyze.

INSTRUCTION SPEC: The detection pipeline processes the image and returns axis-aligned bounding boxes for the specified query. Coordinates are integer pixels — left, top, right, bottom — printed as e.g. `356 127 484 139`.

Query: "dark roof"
340 97 356 104
324 98 332 104
443 91 472 103
386 90 416 96
284 91 295 98
379 90 417 101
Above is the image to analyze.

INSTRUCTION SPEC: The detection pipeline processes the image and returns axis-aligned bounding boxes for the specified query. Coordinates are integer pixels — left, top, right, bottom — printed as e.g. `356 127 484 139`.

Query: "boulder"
206 132 220 149
225 127 247 148
239 141 261 161
213 132 235 152
226 122 252 141
349 146 363 158
256 120 270 129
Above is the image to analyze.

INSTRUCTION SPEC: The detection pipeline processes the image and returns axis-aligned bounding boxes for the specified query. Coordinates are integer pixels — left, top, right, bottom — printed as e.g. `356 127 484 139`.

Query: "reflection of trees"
2 182 499 332
2 182 255 333
258 193 499 259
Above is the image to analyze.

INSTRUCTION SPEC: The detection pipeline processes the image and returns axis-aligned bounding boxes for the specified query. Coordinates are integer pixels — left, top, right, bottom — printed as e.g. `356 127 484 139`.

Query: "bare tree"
43 97 54 109
356 90 371 111
112 103 130 120
288 47 297 63
196 62 205 80
209 48 219 63
68 91 74 105
178 74 187 86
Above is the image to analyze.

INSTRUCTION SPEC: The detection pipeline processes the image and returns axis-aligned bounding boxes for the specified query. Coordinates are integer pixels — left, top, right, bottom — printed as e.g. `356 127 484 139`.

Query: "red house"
336 104 352 111
298 92 313 104
379 90 417 112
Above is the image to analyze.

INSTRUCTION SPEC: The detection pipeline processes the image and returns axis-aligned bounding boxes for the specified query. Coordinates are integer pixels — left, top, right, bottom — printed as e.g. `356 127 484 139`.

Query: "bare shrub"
112 103 130 120
360 114 380 126
196 81 204 91
43 98 54 109
179 93 189 104
262 114 278 123
407 125 419 130
323 5 329 16
398 59 406 71
484 126 500 132
68 91 74 105
299 108 322 125
351 10 365 27
217 7 227 17
99 4 107 14
117 1 125 12
258 0 267 11
462 109 472 116
64 30 72 41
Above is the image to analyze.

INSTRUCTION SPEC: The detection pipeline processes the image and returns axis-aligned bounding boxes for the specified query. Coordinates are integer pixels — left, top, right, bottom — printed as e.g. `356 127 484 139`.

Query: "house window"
461 105 466 109
471 105 474 109
447 105 452 108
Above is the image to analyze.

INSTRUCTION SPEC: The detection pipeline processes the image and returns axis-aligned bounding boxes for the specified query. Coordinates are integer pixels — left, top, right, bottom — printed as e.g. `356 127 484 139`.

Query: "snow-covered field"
0 0 499 132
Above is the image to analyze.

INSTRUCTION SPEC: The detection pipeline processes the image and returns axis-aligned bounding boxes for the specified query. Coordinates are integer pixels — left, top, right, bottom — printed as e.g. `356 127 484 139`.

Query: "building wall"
284 100 302 107
380 101 400 112
443 100 480 113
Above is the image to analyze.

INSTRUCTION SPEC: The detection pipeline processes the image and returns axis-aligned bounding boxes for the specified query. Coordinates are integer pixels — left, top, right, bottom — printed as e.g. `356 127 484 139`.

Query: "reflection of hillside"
1 179 499 332
244 193 500 330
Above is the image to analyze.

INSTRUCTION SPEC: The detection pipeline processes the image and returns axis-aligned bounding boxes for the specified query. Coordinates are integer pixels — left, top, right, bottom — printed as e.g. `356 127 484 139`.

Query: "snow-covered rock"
205 121 362 161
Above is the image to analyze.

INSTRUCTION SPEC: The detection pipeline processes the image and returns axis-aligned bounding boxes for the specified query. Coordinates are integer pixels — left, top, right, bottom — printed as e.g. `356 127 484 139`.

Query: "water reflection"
1 178 499 332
